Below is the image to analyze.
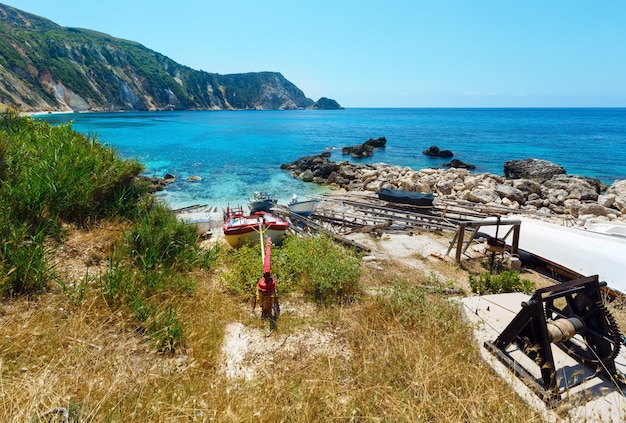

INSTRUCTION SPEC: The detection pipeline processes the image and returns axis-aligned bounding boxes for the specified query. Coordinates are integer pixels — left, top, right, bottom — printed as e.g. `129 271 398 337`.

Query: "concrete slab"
457 293 626 423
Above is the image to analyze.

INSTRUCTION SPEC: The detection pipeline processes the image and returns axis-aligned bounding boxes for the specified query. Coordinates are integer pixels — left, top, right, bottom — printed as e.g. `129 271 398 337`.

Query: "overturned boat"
377 188 435 207
174 205 213 235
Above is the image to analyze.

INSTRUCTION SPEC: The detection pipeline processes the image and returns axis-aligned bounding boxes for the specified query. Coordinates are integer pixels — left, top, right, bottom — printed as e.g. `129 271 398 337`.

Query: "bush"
222 235 363 305
0 109 145 228
124 199 206 272
469 270 535 295
221 242 264 298
0 109 146 296
278 235 362 305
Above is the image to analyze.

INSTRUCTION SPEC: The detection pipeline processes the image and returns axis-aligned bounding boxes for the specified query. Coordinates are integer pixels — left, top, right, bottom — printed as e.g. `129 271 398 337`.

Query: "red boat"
222 206 289 247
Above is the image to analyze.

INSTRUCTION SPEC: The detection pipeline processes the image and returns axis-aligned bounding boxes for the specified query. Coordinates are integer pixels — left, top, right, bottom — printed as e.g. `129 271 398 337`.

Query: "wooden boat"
174 205 213 235
248 192 277 213
288 194 320 216
377 188 435 207
222 206 288 247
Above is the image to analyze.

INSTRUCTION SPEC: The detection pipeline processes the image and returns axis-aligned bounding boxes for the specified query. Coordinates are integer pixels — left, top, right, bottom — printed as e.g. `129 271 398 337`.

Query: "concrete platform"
458 293 626 423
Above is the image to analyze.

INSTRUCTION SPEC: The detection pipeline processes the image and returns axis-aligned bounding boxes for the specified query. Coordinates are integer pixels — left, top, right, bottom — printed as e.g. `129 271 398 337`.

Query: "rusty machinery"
485 275 625 404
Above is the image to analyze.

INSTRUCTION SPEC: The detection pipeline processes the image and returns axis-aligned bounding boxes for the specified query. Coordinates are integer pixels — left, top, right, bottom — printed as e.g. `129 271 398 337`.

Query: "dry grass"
0 228 551 422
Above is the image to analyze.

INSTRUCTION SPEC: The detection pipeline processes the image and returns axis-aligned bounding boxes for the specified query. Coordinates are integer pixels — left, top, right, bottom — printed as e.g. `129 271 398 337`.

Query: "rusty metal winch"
485 275 624 404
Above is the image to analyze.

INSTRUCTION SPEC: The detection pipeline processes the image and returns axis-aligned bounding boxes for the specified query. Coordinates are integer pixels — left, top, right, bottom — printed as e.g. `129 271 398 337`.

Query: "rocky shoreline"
281 154 626 223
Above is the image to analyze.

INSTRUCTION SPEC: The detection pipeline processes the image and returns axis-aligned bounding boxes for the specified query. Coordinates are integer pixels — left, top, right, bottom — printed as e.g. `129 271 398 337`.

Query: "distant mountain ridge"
0 3 340 112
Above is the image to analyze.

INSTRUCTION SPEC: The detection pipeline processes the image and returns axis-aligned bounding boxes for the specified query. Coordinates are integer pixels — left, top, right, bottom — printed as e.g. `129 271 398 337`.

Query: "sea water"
38 108 626 209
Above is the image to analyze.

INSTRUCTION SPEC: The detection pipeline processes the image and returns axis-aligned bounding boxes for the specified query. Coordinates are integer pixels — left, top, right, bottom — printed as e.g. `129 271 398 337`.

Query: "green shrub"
221 242 264 297
0 110 145 228
222 234 362 306
124 199 204 272
281 235 362 305
469 269 535 295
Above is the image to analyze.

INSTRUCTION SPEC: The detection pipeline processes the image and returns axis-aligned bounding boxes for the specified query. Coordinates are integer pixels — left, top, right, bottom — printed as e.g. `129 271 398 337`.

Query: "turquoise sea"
39 108 626 209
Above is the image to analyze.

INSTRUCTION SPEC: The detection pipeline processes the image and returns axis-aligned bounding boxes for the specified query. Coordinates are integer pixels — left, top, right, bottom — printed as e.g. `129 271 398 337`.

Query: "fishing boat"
248 192 277 213
288 194 320 216
377 188 435 207
174 205 213 235
222 206 289 247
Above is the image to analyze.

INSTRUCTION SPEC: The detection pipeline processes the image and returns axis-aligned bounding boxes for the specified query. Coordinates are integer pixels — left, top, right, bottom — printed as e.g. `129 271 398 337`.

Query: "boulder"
300 169 314 182
578 203 611 217
342 137 386 158
597 194 616 209
364 136 387 148
442 159 476 169
503 158 565 182
606 180 626 212
495 183 525 204
541 175 599 204
342 143 374 158
512 178 542 194
468 188 501 204
422 145 453 158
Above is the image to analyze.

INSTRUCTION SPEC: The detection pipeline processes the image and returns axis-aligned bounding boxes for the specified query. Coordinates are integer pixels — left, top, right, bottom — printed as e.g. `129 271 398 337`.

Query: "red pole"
263 236 272 274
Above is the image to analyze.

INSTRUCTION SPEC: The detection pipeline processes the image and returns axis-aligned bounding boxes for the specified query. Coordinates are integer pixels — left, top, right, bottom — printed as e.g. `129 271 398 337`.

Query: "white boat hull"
177 211 212 235
584 218 626 238
288 199 319 216
481 216 626 293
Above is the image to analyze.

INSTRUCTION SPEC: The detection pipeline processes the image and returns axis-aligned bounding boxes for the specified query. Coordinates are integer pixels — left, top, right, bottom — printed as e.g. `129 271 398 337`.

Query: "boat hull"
222 211 288 247
248 192 277 213
176 211 212 235
224 228 287 247
481 216 626 293
377 188 435 207
288 199 320 216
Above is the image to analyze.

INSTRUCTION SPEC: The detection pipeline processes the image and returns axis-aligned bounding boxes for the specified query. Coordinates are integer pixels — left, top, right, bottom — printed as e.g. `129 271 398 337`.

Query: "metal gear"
545 291 621 365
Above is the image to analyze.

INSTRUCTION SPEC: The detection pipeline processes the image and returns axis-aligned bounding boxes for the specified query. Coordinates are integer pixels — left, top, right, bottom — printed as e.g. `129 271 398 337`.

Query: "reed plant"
123 198 213 272
0 108 146 296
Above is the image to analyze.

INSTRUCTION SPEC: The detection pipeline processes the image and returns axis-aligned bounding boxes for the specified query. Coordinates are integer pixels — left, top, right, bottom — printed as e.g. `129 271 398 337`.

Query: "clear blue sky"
4 0 626 107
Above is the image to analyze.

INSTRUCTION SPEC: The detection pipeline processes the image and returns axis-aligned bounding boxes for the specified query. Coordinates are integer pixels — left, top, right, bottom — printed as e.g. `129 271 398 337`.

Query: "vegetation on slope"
0 109 544 422
0 4 316 112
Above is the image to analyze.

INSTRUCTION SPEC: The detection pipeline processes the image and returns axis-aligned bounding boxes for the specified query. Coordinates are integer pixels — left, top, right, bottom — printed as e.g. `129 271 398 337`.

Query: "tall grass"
98 199 221 352
0 108 147 296
124 198 211 272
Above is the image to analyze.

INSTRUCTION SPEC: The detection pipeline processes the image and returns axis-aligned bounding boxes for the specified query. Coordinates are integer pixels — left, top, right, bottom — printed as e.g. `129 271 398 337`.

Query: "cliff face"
0 4 315 112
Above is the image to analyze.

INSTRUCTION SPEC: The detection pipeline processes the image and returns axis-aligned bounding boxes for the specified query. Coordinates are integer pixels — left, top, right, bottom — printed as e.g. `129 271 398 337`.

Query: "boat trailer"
484 275 625 404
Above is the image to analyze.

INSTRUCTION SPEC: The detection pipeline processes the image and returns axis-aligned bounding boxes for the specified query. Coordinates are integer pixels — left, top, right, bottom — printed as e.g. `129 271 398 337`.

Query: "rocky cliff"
0 4 321 112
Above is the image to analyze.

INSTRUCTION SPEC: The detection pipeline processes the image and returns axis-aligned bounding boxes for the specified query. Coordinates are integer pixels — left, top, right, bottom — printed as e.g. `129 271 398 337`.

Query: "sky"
3 0 626 107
